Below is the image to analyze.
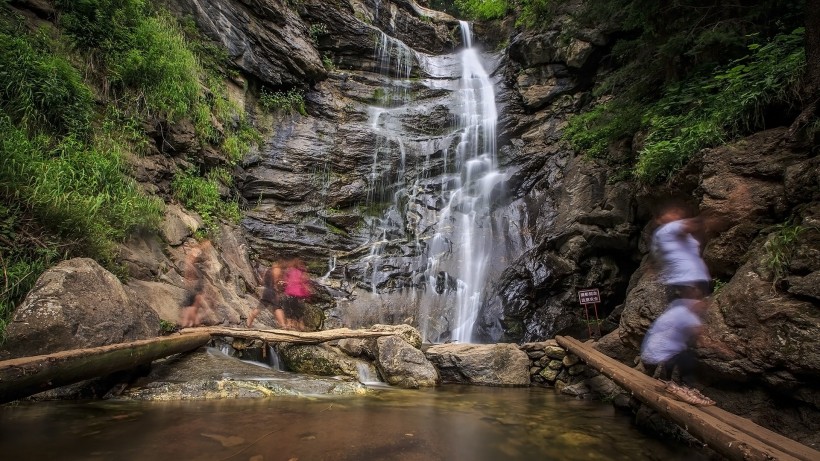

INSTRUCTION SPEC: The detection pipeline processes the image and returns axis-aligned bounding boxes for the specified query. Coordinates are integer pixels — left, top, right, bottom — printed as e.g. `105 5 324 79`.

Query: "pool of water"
0 385 707 460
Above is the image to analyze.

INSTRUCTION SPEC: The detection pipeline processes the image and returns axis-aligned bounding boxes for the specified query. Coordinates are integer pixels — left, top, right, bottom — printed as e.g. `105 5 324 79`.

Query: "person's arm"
679 217 704 235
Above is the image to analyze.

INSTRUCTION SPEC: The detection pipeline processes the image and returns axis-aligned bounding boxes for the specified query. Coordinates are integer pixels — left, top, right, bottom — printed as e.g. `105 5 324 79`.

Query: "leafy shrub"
516 0 558 29
636 28 805 182
454 0 509 21
564 28 805 183
309 23 328 45
563 101 642 159
322 54 335 71
172 168 241 231
763 222 804 287
260 89 307 116
0 31 93 136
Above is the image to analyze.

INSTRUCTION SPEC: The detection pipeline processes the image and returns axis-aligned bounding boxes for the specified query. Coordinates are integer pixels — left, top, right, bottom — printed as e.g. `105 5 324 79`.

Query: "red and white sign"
578 288 600 305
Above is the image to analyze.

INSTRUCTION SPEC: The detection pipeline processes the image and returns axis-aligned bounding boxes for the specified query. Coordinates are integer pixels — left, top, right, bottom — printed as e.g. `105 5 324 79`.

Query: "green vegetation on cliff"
455 0 811 183
0 0 260 337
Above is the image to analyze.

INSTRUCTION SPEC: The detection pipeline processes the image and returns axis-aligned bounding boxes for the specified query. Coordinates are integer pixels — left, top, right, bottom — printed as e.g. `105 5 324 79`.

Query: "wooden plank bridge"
556 335 820 461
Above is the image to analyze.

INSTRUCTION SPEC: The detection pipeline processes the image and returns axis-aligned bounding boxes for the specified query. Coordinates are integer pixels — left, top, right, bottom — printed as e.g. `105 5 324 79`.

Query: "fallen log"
556 335 806 461
701 404 820 461
183 326 397 344
0 333 210 404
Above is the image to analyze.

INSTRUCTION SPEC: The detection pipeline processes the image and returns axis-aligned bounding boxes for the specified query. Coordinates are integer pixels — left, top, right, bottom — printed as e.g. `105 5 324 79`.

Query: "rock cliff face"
162 5 820 436
3 0 817 442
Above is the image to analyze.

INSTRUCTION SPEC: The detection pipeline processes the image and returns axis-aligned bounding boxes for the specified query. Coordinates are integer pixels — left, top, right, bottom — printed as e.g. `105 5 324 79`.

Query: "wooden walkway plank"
556 335 818 461
0 333 211 404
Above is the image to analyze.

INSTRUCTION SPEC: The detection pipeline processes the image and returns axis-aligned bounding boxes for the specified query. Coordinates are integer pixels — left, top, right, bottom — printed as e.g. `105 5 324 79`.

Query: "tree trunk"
183 326 397 344
0 333 210 404
804 0 820 100
788 0 820 138
556 336 818 461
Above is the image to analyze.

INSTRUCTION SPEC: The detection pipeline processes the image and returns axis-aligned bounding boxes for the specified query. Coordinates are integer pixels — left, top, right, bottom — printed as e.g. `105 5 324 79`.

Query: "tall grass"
172 168 241 232
0 31 93 136
0 115 163 262
109 12 201 121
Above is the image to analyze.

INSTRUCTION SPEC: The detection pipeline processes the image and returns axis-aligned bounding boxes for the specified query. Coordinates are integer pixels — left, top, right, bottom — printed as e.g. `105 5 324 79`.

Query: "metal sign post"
577 288 602 339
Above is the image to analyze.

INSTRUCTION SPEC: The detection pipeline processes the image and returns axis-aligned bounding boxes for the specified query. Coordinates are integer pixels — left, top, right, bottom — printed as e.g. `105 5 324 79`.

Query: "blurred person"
651 204 711 301
283 259 311 331
641 297 708 388
180 240 212 328
247 261 287 329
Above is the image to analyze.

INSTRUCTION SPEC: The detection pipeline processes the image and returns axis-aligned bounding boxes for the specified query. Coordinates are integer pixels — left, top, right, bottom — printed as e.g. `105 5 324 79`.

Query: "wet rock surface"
119 347 367 400
165 0 326 86
374 335 439 388
425 343 530 386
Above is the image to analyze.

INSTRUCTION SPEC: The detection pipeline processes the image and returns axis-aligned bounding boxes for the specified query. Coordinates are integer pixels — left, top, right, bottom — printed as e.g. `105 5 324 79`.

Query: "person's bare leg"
273 308 287 329
190 294 208 327
180 307 193 327
247 308 260 328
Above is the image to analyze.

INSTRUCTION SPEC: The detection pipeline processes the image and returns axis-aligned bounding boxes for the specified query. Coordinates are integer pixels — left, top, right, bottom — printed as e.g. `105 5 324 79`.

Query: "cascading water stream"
423 21 501 343
358 22 504 344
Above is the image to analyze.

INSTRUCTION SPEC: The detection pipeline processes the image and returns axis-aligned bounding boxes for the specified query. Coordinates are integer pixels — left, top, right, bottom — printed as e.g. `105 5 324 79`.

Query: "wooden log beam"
0 333 210 404
182 326 398 344
556 335 805 461
701 401 820 461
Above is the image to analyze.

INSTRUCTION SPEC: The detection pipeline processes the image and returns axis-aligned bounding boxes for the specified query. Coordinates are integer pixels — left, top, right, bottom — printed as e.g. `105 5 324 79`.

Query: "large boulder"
616 258 667 350
424 343 530 386
1 258 159 358
374 335 439 388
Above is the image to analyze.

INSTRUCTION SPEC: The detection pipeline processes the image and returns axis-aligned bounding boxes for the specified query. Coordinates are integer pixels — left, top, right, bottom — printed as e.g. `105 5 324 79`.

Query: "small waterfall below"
355 360 383 385
359 21 506 343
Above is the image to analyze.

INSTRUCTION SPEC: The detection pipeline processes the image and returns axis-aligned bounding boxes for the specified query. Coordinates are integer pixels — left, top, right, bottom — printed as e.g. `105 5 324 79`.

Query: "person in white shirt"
641 297 707 386
651 205 711 301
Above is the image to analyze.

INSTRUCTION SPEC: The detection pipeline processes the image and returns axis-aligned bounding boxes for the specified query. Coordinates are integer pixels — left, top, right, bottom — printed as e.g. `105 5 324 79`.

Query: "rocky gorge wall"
162 1 820 444
483 12 820 447
1 0 817 446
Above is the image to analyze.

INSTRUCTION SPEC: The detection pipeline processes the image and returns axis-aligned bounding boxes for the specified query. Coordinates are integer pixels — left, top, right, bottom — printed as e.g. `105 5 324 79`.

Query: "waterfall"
356 21 504 343
424 21 501 343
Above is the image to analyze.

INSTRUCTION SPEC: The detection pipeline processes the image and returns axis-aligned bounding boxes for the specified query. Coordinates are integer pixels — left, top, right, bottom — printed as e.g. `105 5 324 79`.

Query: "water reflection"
0 386 707 460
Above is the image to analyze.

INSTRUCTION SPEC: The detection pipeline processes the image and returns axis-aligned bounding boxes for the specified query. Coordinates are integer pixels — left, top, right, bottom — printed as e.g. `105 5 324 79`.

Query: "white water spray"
425 21 501 343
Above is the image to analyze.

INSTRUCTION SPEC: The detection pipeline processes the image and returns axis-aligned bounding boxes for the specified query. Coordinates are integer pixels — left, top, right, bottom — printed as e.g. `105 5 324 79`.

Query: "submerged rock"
119 347 367 400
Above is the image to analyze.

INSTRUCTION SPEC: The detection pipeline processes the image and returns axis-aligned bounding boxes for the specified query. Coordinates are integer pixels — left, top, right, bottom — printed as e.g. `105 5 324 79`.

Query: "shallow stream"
0 385 707 460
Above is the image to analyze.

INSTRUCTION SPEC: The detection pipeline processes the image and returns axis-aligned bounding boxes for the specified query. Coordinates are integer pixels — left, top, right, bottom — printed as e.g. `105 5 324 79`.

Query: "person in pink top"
283 259 311 331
